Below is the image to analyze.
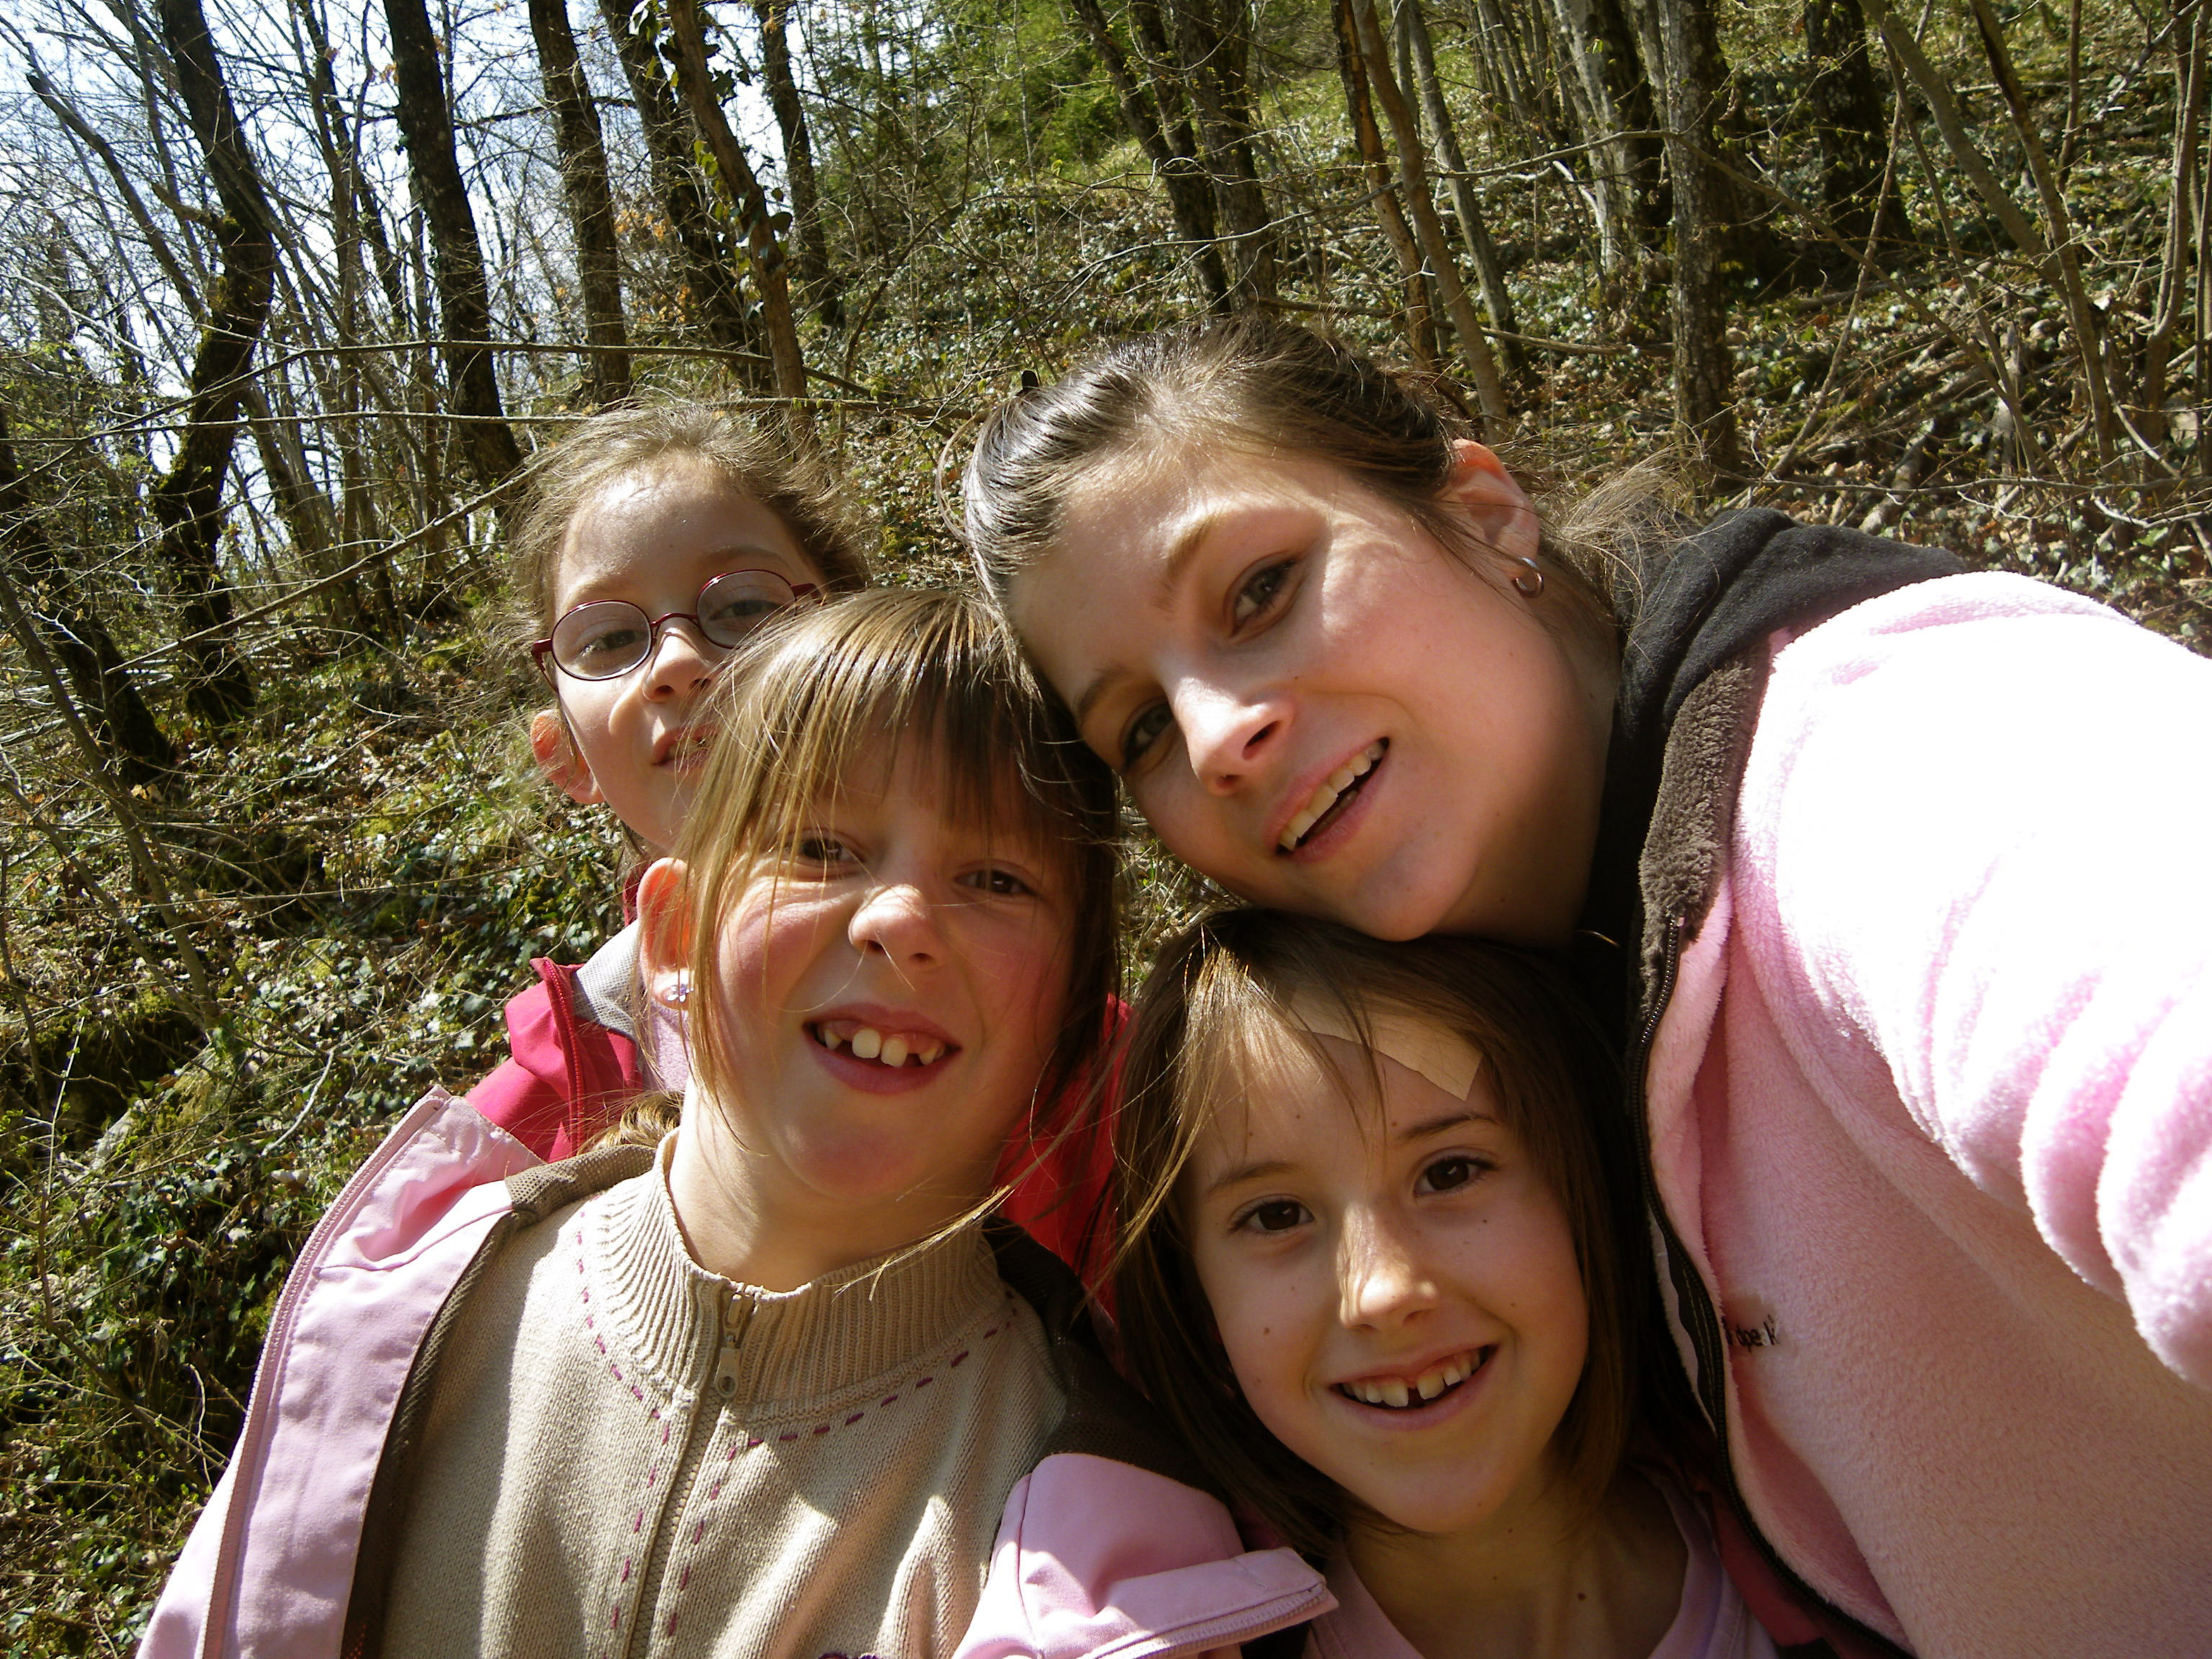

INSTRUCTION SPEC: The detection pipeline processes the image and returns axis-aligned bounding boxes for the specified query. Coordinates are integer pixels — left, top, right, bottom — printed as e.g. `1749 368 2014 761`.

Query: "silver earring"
667 978 691 1004
1512 557 1545 597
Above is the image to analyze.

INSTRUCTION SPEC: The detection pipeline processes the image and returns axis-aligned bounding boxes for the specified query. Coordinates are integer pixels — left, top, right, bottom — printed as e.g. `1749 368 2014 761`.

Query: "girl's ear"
531 707 603 806
1442 439 1539 563
636 857 693 1010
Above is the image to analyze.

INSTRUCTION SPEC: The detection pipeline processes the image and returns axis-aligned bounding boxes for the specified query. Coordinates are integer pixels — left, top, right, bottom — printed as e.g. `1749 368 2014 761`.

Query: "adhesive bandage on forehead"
1281 989 1483 1101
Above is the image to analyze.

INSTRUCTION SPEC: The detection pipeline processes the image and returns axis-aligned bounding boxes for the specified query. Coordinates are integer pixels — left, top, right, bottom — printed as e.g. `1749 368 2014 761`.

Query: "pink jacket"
139 1089 1329 1659
1300 1475 1779 1658
1637 572 2212 1658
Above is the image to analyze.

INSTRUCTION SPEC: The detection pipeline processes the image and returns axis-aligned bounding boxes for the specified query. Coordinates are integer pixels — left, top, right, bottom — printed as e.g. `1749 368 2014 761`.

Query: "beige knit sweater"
381 1140 1064 1658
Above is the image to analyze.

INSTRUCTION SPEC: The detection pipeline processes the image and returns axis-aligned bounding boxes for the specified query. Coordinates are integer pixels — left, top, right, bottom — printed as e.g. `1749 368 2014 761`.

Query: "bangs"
673 588 1122 1145
703 589 1098 871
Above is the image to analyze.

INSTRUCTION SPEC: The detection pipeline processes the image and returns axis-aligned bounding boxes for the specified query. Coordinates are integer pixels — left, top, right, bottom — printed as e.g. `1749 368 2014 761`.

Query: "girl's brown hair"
962 314 1672 643
1112 908 1663 1560
670 588 1121 1146
508 401 871 643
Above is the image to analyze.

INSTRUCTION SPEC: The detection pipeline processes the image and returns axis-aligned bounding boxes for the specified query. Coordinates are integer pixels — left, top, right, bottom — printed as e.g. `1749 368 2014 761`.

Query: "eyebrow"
1069 511 1227 734
1200 1107 1498 1197
1199 1156 1297 1202
1395 1108 1496 1144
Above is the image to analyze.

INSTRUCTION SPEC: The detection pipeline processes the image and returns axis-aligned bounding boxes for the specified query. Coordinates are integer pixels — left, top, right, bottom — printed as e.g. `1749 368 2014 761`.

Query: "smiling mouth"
1279 741 1385 854
1335 1346 1489 1411
809 1020 953 1069
660 728 714 767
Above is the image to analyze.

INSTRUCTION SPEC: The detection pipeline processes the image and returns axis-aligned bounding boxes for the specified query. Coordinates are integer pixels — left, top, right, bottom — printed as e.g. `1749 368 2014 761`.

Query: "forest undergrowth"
1 0 2207 1644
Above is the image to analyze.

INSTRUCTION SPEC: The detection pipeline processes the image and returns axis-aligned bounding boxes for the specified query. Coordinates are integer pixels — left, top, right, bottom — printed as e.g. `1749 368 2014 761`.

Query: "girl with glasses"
465 404 868 1164
964 315 2212 1658
470 405 1109 1277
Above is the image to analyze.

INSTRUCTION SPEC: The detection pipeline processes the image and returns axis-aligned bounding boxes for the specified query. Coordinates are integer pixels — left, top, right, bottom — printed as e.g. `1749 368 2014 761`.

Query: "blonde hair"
666 588 1122 1147
507 401 871 647
1111 909 1665 1560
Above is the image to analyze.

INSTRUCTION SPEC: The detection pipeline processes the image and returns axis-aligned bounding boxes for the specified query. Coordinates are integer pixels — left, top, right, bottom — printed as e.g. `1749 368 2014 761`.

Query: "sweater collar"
589 1136 1006 1407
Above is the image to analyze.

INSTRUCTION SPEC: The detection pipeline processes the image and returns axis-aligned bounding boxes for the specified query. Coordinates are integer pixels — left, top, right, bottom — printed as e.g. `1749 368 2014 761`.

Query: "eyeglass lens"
549 571 801 680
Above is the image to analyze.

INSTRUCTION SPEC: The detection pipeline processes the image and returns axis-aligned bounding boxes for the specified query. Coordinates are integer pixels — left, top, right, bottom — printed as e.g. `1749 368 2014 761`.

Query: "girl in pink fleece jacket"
1110 909 1777 1659
966 315 2212 1659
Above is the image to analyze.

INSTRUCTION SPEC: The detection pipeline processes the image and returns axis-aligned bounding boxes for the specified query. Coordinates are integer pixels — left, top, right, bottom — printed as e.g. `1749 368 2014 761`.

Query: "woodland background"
0 0 2205 1642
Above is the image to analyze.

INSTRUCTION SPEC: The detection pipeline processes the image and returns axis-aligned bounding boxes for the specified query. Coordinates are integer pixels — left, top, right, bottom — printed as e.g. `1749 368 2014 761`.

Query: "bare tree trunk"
1064 0 1233 309
384 0 527 495
665 0 811 433
1334 0 1440 367
240 385 338 596
598 0 765 372
527 0 634 403
1539 0 1665 269
2142 0 2205 448
1128 0 1241 297
1172 0 1277 302
1351 0 1509 421
1629 0 1743 474
149 0 278 727
1804 0 1910 269
0 410 175 789
751 0 843 330
1964 0 2118 462
1397 0 1524 374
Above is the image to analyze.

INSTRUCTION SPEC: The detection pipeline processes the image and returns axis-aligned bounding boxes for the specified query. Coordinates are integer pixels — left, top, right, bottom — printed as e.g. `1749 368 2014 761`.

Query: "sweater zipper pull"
714 1290 755 1402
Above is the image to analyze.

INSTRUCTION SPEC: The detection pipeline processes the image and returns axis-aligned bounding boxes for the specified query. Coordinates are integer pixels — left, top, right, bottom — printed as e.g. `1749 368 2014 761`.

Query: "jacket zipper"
1631 916 1908 1659
611 1287 757 1659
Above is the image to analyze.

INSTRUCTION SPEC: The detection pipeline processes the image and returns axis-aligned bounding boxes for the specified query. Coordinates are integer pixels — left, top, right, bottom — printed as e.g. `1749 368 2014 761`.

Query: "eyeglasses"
531 570 820 683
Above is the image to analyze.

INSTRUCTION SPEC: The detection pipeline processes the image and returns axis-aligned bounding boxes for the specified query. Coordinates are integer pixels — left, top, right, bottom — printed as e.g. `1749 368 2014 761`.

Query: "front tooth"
850 1027 883 1059
879 1035 909 1066
1416 1368 1446 1401
1380 1379 1410 1409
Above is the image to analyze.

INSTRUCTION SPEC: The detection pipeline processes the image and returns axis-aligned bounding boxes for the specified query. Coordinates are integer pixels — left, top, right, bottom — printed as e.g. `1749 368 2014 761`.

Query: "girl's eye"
573 620 647 665
1235 1198 1312 1236
959 866 1035 898
1418 1155 1490 1195
1230 558 1295 629
1120 701 1173 770
793 834 853 866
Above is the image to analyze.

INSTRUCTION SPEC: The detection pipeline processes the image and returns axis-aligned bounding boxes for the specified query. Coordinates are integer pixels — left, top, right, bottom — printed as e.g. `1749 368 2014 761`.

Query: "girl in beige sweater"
144 590 1327 1659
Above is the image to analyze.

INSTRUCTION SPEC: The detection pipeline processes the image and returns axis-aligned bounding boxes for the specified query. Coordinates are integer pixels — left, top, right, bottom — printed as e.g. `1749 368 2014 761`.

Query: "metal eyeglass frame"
529 570 822 684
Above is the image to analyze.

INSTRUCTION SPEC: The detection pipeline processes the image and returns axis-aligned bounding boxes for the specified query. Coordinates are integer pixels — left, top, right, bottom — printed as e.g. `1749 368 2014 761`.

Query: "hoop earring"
1512 557 1545 597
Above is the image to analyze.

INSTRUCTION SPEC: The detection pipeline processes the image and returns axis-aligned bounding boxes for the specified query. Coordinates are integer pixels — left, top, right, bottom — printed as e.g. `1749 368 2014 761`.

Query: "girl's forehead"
793 729 1064 853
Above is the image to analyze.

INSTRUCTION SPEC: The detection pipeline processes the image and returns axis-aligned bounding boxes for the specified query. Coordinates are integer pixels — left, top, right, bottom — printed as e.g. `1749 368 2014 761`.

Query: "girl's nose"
1177 681 1288 797
641 617 719 701
848 880 944 968
1337 1208 1437 1328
